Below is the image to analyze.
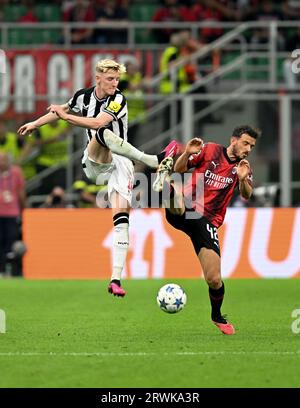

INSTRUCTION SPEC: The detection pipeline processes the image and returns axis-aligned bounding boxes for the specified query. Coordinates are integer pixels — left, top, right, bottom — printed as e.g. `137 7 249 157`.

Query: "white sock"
103 129 159 168
111 221 129 281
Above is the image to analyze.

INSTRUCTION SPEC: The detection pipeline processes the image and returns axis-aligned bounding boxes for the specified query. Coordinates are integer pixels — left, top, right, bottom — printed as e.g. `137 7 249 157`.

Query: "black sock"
157 152 165 164
111 279 121 286
209 282 225 320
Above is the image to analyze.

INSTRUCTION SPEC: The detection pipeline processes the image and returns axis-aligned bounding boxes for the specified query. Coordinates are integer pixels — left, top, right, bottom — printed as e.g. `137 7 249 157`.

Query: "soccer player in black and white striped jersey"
18 59 168 297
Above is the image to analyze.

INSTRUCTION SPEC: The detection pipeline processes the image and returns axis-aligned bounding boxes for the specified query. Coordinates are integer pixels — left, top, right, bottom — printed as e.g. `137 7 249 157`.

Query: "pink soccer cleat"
108 282 126 297
163 140 184 159
212 315 235 335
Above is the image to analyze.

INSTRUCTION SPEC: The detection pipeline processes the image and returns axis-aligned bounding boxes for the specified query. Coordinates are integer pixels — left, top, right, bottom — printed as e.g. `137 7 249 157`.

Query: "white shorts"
82 148 134 205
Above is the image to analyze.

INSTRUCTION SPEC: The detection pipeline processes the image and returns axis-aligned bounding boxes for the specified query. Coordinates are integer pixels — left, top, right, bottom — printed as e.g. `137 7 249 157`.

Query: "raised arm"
174 138 203 173
48 104 113 130
17 104 70 136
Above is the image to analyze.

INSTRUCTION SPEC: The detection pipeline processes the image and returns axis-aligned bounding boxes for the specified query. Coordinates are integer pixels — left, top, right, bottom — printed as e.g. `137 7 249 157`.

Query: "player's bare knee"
205 275 222 289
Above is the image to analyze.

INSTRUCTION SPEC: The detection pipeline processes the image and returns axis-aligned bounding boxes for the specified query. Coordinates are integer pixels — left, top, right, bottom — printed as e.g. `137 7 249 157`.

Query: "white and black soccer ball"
156 283 187 314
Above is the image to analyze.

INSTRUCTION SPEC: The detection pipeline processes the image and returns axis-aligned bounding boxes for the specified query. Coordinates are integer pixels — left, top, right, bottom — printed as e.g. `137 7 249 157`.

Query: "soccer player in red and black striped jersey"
155 125 260 335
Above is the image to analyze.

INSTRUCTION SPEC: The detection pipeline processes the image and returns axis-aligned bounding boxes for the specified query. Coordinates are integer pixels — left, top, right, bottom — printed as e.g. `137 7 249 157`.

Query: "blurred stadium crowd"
0 0 300 45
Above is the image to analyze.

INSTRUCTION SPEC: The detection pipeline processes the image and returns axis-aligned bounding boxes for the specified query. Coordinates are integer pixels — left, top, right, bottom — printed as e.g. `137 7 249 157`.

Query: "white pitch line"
0 351 299 357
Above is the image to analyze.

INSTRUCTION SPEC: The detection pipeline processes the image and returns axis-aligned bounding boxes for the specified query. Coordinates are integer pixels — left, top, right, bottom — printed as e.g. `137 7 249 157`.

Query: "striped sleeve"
67 88 85 114
103 92 127 120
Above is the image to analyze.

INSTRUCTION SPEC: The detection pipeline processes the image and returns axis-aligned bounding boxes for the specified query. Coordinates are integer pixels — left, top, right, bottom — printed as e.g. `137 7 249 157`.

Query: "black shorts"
165 209 221 256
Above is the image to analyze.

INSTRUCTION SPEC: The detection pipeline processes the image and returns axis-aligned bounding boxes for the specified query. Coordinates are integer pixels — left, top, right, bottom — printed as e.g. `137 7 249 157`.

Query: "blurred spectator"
14 0 40 47
0 152 26 276
0 5 4 23
246 1 285 50
41 186 69 208
235 0 255 19
118 57 147 144
33 120 70 194
17 0 39 23
159 30 202 94
159 30 204 130
283 27 300 89
190 0 244 44
0 121 37 180
73 179 106 207
94 0 128 44
159 31 189 131
282 0 300 20
159 29 218 131
151 0 194 44
285 26 300 54
63 0 96 44
0 121 25 162
252 185 279 207
192 0 224 44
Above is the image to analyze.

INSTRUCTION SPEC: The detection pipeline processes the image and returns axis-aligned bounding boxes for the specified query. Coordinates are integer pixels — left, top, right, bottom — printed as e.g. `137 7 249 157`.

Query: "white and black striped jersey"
67 86 128 143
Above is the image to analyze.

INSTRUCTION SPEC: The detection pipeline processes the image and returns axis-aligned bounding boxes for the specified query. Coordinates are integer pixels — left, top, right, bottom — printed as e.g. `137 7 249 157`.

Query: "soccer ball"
156 283 187 314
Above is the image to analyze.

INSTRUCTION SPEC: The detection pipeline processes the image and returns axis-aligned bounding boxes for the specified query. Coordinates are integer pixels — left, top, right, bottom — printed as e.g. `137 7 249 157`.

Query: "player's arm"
174 138 203 173
237 159 253 199
17 104 70 136
48 104 114 129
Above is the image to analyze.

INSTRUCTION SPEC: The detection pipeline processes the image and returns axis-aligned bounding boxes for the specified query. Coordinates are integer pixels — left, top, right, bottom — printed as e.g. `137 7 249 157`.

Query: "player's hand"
237 159 250 181
47 104 68 120
185 138 203 155
17 122 37 136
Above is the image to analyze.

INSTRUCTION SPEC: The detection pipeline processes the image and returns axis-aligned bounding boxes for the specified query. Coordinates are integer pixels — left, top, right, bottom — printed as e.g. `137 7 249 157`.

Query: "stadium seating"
129 4 157 43
34 5 61 22
4 4 61 45
3 5 27 22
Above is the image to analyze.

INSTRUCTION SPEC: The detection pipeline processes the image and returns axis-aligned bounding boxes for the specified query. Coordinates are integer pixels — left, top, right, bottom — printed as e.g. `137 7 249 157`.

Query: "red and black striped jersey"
184 142 253 228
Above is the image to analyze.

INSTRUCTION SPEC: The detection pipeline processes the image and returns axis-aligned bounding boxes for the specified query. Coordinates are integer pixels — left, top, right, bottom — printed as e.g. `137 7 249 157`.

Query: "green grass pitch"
0 279 299 388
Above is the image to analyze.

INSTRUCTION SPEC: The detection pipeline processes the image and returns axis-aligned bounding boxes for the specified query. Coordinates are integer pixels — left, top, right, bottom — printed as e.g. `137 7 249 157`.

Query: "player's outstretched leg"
100 129 159 168
97 130 183 171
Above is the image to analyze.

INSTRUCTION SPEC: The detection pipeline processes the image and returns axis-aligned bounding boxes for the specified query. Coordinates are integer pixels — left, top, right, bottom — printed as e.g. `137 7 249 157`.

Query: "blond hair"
95 59 126 74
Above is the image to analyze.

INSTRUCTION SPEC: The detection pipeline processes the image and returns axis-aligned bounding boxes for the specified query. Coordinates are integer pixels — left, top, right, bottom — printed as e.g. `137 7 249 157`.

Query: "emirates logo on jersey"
205 169 234 189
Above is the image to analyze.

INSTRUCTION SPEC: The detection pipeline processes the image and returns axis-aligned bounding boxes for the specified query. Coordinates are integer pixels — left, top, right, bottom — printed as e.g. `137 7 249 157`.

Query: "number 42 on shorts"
206 223 219 241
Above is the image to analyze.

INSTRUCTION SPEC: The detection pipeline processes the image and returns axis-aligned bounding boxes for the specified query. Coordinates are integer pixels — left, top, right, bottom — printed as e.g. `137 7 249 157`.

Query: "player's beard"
232 144 247 160
231 144 241 160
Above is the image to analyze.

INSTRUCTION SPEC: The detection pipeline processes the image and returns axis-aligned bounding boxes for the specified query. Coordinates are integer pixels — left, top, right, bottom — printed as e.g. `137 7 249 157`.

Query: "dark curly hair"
232 125 261 139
